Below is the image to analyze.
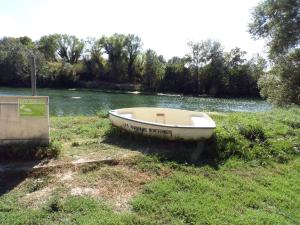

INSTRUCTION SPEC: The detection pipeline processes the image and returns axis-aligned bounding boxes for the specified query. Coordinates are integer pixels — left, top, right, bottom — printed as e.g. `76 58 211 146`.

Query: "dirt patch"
57 170 75 182
1 155 161 212
21 187 53 208
69 165 155 211
71 187 99 196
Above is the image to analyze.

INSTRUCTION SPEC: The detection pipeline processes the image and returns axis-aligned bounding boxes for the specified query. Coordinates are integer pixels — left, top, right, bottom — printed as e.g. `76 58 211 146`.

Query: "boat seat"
191 116 215 127
120 113 133 119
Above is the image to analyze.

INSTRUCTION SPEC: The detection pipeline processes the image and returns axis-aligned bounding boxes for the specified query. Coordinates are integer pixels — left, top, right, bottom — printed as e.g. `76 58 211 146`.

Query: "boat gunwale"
109 109 216 129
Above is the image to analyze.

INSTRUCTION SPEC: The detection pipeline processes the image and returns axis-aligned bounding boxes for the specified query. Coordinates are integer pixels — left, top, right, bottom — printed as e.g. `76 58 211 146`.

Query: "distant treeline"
0 34 266 97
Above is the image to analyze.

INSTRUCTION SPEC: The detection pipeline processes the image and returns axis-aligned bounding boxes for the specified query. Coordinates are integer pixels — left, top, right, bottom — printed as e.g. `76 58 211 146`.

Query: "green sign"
19 98 47 117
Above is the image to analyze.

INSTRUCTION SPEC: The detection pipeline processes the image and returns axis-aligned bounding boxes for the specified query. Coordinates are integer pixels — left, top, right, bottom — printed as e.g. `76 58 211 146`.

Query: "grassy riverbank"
0 108 299 224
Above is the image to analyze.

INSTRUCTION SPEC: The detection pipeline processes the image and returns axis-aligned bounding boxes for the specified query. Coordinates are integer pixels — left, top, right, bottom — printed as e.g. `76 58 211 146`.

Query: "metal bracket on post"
30 51 37 96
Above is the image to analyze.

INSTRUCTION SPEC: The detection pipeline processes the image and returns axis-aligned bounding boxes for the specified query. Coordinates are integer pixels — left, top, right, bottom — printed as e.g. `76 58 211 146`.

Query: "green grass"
132 157 300 225
0 195 142 225
211 108 300 164
0 108 299 224
48 108 300 164
0 157 299 225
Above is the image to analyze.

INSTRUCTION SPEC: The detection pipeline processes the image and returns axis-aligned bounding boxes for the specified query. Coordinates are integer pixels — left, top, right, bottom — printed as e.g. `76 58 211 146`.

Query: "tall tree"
82 38 106 81
223 48 247 95
186 40 224 95
100 34 127 82
37 34 60 61
142 49 165 91
249 0 300 56
249 0 300 105
161 57 190 93
0 37 45 86
18 36 35 49
202 40 224 95
86 38 103 62
223 47 261 96
258 50 300 105
57 35 85 64
186 41 207 93
124 34 142 82
246 55 267 96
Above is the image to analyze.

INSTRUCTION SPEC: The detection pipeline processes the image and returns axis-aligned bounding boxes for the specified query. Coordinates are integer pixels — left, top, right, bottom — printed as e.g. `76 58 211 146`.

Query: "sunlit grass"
0 108 299 224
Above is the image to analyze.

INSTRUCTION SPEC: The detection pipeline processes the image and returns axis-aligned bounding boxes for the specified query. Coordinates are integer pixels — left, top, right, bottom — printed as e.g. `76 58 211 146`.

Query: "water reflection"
0 87 272 116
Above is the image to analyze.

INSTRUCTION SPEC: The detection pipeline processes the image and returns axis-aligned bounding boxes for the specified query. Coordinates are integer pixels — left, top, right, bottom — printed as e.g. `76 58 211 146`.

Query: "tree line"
1 0 299 105
0 34 266 97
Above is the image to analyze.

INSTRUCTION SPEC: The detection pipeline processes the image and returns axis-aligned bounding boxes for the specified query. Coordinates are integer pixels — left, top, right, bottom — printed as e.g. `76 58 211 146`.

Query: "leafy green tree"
142 49 166 91
37 34 60 61
223 48 263 97
258 50 300 105
124 34 142 82
249 0 300 105
186 40 225 95
57 34 85 64
186 41 207 93
201 40 225 95
224 48 247 95
0 37 29 85
86 38 103 62
81 38 106 81
160 57 191 93
247 54 267 96
18 36 35 49
248 54 267 81
132 54 145 83
0 37 46 86
225 47 246 68
249 0 300 56
100 34 127 82
38 34 84 64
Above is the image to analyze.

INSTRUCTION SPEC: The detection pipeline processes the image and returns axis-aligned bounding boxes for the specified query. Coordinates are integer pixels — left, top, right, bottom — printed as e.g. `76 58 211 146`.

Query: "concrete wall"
0 96 49 145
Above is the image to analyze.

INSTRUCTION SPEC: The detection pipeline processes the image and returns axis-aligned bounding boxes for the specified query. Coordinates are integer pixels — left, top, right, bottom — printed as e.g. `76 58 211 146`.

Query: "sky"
0 0 266 59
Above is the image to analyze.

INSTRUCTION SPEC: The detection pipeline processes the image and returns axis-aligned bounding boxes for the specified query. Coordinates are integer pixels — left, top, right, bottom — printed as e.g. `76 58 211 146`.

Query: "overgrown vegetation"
48 108 300 165
103 108 299 165
0 108 299 224
211 109 299 164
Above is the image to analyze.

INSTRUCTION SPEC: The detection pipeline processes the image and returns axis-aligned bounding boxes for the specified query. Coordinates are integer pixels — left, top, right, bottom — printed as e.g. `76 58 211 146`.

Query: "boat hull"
109 108 215 140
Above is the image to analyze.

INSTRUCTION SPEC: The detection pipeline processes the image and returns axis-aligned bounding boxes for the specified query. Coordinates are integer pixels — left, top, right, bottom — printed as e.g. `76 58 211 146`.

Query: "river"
0 87 271 116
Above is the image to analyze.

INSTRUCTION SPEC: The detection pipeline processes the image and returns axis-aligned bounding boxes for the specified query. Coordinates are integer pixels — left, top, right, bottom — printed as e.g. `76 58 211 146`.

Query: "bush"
238 123 265 142
209 110 299 164
258 50 300 106
96 110 109 118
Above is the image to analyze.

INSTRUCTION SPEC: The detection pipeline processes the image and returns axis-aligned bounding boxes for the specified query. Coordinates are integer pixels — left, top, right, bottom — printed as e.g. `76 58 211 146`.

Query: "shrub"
96 110 109 118
238 123 266 142
258 50 300 106
209 110 299 164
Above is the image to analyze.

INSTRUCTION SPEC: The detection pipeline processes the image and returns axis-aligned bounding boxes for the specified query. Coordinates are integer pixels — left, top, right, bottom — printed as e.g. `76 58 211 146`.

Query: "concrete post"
30 53 37 96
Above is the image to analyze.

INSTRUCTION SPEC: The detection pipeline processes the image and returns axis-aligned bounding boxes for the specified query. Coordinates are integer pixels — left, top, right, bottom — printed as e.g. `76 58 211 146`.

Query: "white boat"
109 107 216 140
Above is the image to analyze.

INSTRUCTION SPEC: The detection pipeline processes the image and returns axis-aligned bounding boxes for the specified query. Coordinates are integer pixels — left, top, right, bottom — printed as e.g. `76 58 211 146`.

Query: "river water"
0 87 271 116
